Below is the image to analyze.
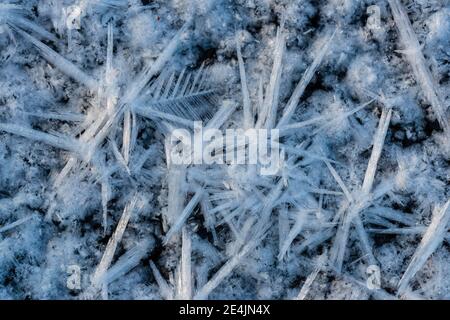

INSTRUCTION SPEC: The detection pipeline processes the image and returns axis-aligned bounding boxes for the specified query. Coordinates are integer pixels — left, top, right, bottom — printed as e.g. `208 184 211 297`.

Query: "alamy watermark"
167 121 282 175
67 264 81 291
366 265 381 290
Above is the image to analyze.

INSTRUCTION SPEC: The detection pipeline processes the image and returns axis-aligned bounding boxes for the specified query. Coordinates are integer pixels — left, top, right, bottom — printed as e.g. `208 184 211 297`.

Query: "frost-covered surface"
0 0 449 300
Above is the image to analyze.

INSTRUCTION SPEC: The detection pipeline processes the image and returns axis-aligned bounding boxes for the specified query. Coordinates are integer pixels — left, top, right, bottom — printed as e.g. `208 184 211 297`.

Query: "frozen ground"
0 0 449 300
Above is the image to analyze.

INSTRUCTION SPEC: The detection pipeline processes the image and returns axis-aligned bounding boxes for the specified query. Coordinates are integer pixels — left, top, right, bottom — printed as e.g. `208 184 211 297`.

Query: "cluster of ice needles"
0 0 449 300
